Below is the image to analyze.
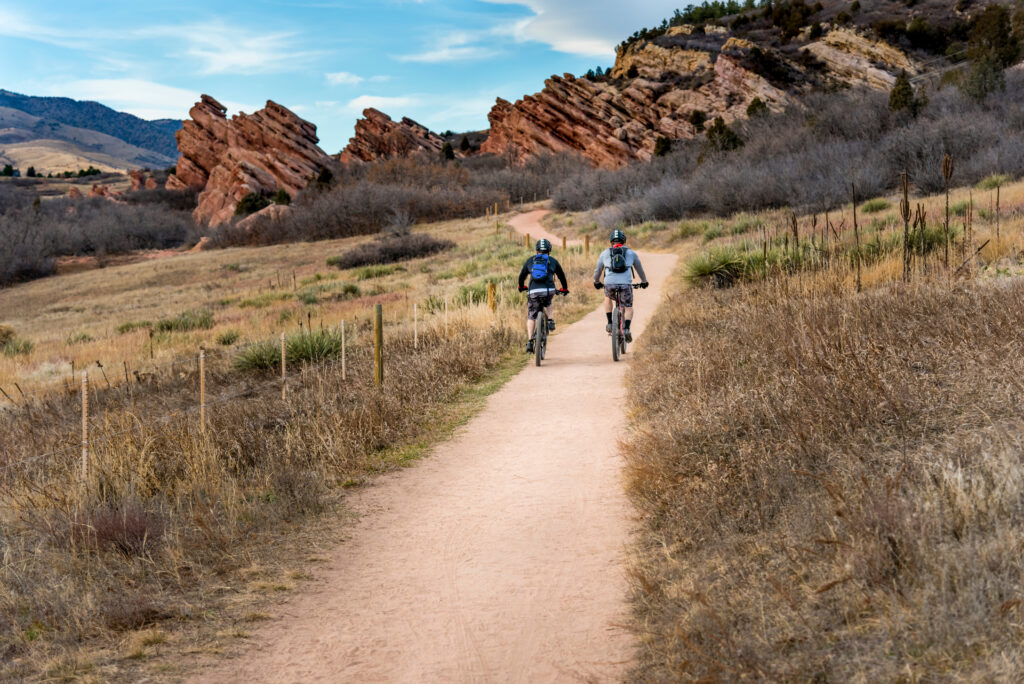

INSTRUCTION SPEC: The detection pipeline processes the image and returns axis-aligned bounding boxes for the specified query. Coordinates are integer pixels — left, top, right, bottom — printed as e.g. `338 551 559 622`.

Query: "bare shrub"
326 233 455 270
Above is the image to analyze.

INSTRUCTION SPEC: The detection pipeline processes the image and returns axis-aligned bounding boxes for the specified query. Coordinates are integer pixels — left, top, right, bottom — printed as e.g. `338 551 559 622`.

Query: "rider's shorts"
604 284 633 308
527 292 554 320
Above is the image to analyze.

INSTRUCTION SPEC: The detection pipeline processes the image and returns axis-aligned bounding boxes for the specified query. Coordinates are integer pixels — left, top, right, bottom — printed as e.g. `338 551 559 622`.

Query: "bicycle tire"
535 311 545 367
611 307 620 362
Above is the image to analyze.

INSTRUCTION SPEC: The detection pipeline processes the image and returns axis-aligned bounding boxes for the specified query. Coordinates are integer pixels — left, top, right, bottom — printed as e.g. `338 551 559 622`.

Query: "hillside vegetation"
624 176 1024 679
0 89 180 159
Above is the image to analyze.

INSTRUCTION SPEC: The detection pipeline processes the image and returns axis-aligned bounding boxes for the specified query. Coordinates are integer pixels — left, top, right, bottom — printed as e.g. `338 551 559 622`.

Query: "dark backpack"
609 246 628 274
530 254 551 280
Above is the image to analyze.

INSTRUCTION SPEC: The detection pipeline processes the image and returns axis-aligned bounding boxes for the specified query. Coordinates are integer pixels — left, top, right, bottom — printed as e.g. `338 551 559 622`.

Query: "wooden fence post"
562 236 566 253
81 372 89 482
585 234 590 257
488 282 496 313
280 333 287 400
526 233 531 249
494 201 498 216
374 304 383 386
414 303 419 349
199 347 206 432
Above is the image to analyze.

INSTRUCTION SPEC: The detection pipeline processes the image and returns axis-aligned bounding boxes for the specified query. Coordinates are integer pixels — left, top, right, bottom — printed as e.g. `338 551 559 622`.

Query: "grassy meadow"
620 178 1024 679
0 208 601 680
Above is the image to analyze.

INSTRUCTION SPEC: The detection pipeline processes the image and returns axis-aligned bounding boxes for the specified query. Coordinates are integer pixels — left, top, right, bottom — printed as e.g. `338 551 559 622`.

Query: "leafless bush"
327 233 455 269
0 197 195 286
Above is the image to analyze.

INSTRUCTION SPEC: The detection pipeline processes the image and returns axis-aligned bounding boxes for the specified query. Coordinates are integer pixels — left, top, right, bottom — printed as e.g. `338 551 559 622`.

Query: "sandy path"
195 211 676 683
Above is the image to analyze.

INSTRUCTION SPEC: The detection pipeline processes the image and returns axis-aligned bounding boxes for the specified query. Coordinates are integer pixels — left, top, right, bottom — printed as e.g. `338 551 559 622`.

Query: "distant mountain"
0 106 176 173
0 89 181 159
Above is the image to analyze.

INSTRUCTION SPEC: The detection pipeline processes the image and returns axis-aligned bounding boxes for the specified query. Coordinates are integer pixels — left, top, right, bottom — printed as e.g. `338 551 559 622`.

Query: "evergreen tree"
654 136 672 157
459 136 471 152
746 97 769 117
706 117 743 152
26 167 36 177
969 4 1020 68
1 164 12 177
889 70 915 112
441 142 455 161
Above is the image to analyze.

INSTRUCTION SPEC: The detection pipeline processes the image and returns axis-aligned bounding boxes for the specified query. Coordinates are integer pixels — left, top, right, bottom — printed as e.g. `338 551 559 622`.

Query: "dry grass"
625 186 1024 679
0 208 591 395
0 211 601 679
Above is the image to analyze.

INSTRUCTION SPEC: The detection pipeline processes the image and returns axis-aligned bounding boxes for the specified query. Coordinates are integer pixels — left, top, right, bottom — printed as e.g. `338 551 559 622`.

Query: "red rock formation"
145 177 158 190
339 109 449 163
170 95 332 227
89 184 109 198
481 27 916 167
67 186 82 199
130 170 143 191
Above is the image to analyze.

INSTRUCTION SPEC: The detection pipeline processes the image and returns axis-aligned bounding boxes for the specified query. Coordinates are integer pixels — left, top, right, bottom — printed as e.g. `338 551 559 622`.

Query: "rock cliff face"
171 95 332 227
339 109 450 163
481 25 920 167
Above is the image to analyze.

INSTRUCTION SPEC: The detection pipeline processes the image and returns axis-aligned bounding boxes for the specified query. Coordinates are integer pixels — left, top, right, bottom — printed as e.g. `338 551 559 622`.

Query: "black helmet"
610 229 626 244
536 238 552 253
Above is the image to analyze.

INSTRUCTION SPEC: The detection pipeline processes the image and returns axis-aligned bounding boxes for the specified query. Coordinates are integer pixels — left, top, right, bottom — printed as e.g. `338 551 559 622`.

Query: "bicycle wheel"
611 307 620 362
535 311 545 367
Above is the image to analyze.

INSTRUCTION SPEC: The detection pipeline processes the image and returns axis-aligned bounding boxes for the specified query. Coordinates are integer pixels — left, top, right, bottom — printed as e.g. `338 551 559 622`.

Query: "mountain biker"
593 229 648 343
518 238 568 354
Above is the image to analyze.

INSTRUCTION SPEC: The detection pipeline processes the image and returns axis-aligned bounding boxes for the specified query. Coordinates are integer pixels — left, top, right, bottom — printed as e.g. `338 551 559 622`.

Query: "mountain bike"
609 284 641 362
528 289 568 367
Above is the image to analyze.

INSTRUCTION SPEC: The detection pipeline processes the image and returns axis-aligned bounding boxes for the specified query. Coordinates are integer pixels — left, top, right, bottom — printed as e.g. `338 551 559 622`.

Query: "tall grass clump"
327 234 454 270
626 274 1024 681
860 198 891 213
153 309 214 333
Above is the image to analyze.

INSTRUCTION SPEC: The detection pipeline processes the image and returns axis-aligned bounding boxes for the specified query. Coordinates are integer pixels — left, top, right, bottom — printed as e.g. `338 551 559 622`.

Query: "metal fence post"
374 304 383 386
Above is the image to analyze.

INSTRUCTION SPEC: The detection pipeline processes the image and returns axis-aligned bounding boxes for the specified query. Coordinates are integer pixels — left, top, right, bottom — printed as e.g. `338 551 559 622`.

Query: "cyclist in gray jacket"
593 229 648 343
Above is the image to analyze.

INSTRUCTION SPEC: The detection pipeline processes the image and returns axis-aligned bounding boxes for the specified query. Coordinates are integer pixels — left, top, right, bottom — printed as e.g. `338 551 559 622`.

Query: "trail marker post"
526 233 530 249
562 236 566 252
374 304 383 386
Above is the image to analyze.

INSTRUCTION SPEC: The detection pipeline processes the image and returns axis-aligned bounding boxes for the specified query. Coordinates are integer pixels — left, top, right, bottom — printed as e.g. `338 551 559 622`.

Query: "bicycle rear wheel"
535 312 545 367
611 307 620 362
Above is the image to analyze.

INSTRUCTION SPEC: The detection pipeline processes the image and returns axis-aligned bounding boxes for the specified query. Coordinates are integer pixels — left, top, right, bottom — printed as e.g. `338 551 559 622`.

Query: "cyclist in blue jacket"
518 238 568 353
593 229 648 343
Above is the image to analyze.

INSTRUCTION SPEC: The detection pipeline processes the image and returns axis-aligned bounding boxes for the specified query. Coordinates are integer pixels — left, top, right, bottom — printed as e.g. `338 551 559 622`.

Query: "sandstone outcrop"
67 186 82 199
339 109 449 163
481 25 919 167
170 95 332 227
130 169 160 191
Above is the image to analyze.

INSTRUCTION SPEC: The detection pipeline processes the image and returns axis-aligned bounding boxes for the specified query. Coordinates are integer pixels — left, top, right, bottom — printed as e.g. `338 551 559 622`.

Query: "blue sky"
0 0 683 152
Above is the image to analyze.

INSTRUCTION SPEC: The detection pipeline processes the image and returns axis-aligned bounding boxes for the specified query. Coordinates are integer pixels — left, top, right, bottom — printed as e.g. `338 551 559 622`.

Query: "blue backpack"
530 254 551 280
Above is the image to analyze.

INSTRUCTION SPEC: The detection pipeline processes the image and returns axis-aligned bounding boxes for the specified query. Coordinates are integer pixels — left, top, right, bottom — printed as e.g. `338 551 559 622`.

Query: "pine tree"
441 142 455 161
746 97 769 117
459 136 470 152
888 70 915 112
654 136 672 157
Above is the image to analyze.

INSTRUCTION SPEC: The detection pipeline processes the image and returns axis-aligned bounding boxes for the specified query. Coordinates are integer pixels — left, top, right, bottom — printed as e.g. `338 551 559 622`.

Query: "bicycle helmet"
535 238 552 253
610 229 626 244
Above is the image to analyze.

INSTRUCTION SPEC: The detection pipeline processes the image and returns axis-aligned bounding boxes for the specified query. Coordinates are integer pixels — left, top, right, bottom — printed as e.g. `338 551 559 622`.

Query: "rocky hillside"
170 95 332 227
344 1 1002 167
0 89 180 160
339 109 452 163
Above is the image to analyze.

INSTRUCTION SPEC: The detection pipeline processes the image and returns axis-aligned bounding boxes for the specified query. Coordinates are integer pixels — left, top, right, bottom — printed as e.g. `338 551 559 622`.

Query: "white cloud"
481 0 680 57
46 79 254 120
0 7 93 49
395 30 500 63
326 71 364 86
345 95 418 113
137 23 323 75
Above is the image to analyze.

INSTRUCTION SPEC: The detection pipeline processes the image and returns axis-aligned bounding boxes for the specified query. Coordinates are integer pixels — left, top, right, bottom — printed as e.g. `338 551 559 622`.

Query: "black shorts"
527 292 554 320
604 284 633 308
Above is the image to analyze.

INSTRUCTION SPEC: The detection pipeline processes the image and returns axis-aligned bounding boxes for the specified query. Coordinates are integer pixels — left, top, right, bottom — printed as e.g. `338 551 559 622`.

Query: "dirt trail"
196 211 676 683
